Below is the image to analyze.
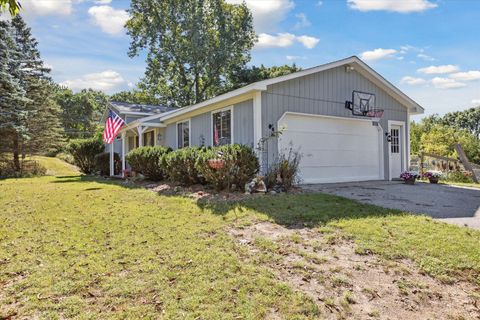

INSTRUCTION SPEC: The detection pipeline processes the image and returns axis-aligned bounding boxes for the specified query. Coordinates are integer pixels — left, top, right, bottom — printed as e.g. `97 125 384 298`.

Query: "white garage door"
278 113 383 184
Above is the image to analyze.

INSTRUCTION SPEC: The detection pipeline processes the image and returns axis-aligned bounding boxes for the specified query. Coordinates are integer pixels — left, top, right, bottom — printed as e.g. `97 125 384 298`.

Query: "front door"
390 125 402 179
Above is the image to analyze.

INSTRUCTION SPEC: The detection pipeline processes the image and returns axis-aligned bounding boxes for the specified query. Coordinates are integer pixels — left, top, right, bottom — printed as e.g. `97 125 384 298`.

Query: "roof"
109 101 176 116
137 56 425 124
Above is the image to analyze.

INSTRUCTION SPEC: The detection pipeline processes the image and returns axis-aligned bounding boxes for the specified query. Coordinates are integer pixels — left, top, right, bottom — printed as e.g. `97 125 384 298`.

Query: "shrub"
56 152 75 165
66 138 105 174
125 146 171 181
0 159 46 179
164 147 207 185
442 170 474 183
95 152 120 176
265 148 302 192
196 144 259 191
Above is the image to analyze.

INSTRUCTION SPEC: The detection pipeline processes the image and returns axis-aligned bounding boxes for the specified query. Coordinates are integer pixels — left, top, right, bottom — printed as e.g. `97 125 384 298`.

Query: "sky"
8 0 480 120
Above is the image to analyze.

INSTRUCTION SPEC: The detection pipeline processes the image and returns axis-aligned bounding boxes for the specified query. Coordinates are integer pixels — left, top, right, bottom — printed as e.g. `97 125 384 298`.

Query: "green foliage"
126 0 256 107
0 159 46 178
442 171 474 183
411 110 480 164
0 0 20 16
66 138 104 174
265 147 302 191
0 16 63 171
163 147 206 185
110 89 161 105
227 64 302 91
55 87 109 138
420 124 480 164
125 146 171 180
196 144 258 191
94 152 120 176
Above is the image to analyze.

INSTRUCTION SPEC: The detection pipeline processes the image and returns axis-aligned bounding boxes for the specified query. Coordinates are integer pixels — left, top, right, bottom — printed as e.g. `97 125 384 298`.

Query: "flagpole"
110 142 114 177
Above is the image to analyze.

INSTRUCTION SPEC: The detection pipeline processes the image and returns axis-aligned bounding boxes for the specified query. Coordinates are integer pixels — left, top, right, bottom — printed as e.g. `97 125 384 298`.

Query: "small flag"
103 110 125 144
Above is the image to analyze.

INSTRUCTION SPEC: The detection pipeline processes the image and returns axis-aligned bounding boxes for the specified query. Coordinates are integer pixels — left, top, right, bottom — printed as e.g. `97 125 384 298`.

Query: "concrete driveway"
303 181 480 229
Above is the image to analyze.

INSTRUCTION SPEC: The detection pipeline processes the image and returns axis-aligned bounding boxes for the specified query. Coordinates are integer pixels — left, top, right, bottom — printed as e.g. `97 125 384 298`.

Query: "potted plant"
423 170 442 184
400 170 420 185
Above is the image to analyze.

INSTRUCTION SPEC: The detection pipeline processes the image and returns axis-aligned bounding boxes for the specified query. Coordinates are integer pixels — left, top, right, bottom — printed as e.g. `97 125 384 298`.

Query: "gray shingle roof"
109 101 176 115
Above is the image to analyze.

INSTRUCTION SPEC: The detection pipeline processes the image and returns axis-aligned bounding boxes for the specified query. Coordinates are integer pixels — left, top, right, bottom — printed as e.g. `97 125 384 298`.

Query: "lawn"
1 157 479 319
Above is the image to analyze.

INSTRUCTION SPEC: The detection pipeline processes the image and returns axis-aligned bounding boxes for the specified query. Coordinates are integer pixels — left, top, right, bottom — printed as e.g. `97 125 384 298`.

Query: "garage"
277 113 383 184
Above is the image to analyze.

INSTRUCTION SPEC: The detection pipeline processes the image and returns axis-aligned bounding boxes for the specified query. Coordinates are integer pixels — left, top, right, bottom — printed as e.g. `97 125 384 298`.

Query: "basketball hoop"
345 90 384 119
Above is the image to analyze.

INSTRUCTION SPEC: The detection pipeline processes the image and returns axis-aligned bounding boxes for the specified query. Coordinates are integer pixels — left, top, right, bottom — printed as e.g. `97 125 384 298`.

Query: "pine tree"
0 20 29 170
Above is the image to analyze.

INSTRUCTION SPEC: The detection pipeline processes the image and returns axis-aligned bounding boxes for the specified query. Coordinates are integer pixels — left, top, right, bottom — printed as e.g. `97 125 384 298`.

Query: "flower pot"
428 177 439 184
404 178 416 185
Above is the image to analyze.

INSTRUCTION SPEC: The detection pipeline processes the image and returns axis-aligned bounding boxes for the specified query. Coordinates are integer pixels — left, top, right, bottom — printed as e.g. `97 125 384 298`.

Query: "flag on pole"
103 110 125 144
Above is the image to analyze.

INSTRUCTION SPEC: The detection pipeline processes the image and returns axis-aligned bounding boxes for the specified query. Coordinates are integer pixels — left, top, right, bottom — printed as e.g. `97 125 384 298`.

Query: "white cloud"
88 5 129 35
257 33 319 49
417 65 459 74
471 99 480 105
94 0 112 3
296 35 320 49
60 70 126 92
431 77 466 89
347 0 437 13
417 53 435 61
449 71 480 81
225 0 294 32
21 0 72 16
359 48 397 61
400 76 427 85
286 55 306 60
293 13 311 29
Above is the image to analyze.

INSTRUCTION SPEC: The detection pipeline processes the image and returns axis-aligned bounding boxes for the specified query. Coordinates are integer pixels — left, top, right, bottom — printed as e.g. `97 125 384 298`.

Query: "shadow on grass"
50 174 401 228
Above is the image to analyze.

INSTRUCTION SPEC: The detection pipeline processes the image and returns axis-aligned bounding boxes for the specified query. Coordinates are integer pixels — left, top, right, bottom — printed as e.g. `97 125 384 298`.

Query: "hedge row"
126 144 259 191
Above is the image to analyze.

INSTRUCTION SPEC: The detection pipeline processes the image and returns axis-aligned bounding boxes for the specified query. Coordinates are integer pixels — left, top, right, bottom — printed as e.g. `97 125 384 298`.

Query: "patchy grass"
440 181 480 189
1 157 480 318
0 162 318 319
31 156 79 176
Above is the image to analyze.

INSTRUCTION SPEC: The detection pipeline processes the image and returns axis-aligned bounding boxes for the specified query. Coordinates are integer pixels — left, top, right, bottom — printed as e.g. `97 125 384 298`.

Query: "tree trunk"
13 133 20 172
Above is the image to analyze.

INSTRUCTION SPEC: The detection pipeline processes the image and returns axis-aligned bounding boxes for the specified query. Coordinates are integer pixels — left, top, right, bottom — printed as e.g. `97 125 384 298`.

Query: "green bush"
56 152 75 164
164 147 207 185
95 152 120 176
66 138 105 174
442 170 474 183
125 146 171 181
196 144 259 191
0 159 47 179
265 147 302 192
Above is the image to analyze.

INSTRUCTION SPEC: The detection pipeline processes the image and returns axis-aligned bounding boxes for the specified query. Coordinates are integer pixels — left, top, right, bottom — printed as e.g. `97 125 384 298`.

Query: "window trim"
211 106 234 146
176 119 191 149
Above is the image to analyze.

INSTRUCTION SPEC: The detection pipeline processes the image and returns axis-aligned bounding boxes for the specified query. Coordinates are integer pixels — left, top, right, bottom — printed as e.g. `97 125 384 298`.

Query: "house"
107 56 424 183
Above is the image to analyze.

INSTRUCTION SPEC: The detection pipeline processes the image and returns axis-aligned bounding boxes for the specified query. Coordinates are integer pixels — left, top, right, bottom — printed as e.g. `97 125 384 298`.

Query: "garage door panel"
278 114 382 184
279 131 378 152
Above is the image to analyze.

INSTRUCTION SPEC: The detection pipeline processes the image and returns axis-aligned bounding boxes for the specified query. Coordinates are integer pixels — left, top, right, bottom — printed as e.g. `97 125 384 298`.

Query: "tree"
110 89 161 105
55 87 109 139
441 107 480 138
126 0 256 108
0 16 63 170
420 124 480 164
227 64 302 90
0 0 21 16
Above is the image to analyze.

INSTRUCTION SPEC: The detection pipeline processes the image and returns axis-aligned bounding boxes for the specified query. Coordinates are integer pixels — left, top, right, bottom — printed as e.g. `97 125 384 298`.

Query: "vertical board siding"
163 99 254 150
191 113 211 147
233 99 254 147
261 65 408 179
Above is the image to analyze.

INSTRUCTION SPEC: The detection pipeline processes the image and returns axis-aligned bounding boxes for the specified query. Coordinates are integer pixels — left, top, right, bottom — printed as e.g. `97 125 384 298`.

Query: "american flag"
103 110 125 144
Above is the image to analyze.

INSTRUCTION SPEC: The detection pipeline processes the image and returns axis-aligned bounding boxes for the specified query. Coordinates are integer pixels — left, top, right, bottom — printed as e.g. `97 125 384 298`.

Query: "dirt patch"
229 221 480 319
144 181 301 202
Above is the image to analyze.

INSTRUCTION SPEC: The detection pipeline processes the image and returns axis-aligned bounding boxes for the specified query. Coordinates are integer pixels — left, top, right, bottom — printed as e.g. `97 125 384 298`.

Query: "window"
212 108 232 146
143 131 155 146
390 128 400 154
177 120 190 148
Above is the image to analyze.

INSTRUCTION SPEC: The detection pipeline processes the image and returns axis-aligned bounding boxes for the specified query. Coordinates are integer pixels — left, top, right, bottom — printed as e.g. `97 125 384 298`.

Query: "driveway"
303 181 480 229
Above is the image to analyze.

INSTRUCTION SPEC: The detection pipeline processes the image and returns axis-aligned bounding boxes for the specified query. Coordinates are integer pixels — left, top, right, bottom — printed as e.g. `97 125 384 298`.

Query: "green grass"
1 157 480 318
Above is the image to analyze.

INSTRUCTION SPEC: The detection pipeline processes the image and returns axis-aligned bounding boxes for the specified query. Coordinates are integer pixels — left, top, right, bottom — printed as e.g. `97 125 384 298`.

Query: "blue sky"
12 0 480 119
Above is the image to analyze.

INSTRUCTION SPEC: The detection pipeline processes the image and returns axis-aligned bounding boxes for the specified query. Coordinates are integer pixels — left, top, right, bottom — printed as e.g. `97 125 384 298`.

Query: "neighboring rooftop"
109 101 176 115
